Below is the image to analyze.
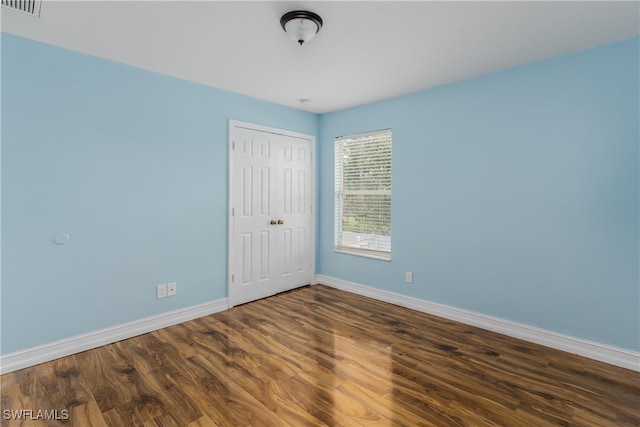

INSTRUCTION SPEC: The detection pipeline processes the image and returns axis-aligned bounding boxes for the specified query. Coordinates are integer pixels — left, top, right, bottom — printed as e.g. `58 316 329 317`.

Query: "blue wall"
318 37 639 352
1 34 318 354
2 33 638 356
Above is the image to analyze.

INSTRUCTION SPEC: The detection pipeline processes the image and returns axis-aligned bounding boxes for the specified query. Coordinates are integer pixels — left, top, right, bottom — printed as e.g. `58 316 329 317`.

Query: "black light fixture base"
280 10 323 31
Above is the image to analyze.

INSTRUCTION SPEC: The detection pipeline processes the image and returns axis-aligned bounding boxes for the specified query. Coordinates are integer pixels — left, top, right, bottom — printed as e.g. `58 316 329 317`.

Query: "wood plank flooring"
1 285 639 426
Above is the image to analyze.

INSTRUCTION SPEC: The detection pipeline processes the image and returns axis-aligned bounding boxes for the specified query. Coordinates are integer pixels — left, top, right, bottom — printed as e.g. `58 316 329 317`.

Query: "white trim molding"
315 275 640 372
0 298 229 374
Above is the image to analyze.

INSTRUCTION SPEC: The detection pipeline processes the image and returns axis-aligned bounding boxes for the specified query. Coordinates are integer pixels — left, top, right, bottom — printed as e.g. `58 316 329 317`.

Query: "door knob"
277 219 284 225
270 220 277 225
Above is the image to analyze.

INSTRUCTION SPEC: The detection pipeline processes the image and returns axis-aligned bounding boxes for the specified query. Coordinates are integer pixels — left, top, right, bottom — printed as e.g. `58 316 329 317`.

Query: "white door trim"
228 120 315 307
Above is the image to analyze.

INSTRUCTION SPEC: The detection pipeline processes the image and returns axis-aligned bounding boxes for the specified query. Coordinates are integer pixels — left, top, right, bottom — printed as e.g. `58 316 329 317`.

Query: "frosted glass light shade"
280 11 323 45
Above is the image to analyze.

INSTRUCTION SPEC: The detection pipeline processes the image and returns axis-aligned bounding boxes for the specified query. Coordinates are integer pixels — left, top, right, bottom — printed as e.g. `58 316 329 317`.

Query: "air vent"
1 0 41 17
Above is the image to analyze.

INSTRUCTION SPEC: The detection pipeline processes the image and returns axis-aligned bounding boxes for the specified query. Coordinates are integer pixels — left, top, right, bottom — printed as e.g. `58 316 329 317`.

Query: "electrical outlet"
167 282 177 297
157 283 167 299
405 271 413 284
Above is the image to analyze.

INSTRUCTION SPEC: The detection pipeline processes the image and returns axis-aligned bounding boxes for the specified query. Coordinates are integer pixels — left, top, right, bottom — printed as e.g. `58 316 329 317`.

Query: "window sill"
334 248 391 261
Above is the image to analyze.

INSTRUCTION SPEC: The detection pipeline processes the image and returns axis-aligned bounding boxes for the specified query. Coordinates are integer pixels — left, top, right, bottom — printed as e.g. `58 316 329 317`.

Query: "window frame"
334 129 392 261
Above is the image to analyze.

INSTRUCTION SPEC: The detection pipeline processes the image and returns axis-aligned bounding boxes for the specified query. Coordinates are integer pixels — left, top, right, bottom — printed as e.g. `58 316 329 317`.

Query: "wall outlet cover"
167 282 177 297
157 283 167 299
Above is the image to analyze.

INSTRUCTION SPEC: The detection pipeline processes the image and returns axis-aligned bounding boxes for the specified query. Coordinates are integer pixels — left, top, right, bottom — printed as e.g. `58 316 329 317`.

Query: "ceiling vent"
1 0 41 17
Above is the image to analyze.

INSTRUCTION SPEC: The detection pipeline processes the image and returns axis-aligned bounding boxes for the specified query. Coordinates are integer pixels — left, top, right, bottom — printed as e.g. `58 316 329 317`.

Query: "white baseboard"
4 280 638 373
315 275 640 372
0 298 229 374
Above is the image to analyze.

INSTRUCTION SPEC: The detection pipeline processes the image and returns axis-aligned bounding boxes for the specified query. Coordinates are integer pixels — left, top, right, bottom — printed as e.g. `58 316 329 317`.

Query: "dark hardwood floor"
1 285 639 426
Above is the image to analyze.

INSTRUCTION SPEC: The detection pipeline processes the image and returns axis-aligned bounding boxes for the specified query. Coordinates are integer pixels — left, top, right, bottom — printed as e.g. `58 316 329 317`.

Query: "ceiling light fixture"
280 10 323 46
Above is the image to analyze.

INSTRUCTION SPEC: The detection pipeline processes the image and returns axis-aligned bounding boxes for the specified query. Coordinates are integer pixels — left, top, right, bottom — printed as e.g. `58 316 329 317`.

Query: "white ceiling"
2 1 639 114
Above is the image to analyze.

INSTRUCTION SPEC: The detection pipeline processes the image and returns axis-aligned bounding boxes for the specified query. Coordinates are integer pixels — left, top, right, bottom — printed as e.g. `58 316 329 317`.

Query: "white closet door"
229 122 314 306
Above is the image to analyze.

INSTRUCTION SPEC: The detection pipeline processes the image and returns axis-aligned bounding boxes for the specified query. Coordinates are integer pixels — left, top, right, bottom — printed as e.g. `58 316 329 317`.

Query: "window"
335 129 392 260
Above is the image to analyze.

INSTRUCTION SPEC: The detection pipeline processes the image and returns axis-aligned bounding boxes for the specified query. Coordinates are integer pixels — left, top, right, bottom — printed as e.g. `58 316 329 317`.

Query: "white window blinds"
335 129 392 259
